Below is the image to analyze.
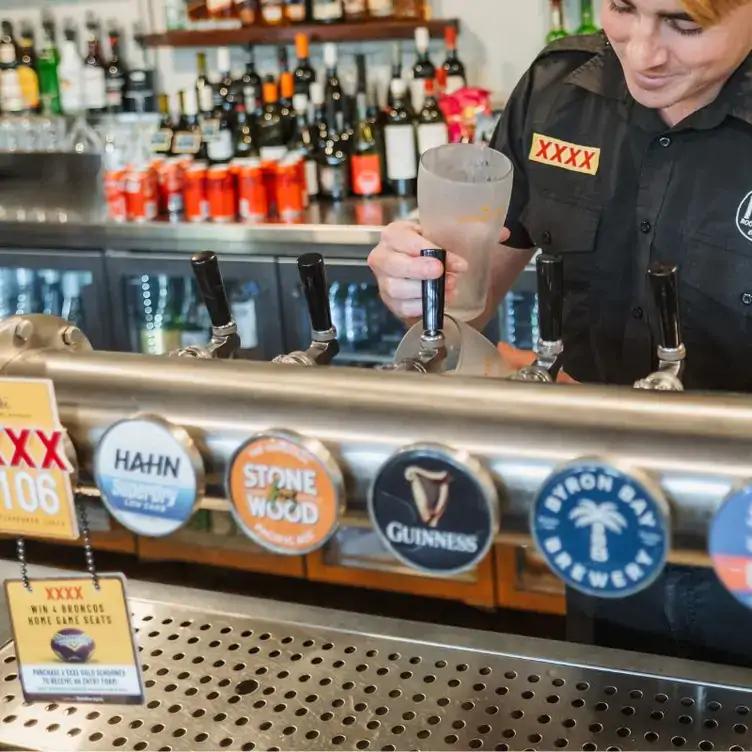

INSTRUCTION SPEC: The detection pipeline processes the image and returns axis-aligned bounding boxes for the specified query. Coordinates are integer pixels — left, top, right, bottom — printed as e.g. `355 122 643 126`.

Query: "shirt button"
659 136 672 148
742 293 752 305
640 221 652 234
540 231 552 245
632 306 644 319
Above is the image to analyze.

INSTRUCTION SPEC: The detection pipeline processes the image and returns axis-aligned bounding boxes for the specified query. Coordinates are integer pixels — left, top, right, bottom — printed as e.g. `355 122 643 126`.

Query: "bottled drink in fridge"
230 281 259 349
14 269 38 315
137 275 182 355
61 273 86 328
344 283 371 351
329 281 346 341
180 277 208 348
504 291 538 351
40 270 62 317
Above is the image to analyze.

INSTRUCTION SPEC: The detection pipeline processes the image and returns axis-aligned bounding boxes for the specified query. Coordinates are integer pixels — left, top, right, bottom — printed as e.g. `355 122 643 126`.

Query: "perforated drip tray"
0 600 751 752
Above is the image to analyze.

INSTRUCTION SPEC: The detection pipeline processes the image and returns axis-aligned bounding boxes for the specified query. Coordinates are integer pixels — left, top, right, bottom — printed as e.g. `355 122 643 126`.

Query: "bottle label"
445 75 466 95
367 0 394 15
351 154 382 196
417 122 449 156
201 117 219 141
260 145 287 162
18 67 39 110
243 85 257 111
0 43 15 65
305 159 319 197
385 125 418 180
313 0 344 20
150 128 173 154
172 131 202 154
261 0 284 21
207 129 234 161
83 67 106 110
60 72 83 114
0 70 24 113
197 84 214 113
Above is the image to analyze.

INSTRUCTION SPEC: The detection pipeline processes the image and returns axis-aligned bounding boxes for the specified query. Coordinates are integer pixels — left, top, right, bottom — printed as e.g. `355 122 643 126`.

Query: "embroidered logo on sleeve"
529 133 601 176
736 191 752 242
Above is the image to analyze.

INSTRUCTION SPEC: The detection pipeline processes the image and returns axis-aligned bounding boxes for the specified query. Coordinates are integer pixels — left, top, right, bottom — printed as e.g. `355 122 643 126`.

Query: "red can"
207 165 237 223
183 162 209 223
275 156 303 219
236 158 268 221
124 168 157 223
260 159 279 215
158 157 185 216
104 169 126 223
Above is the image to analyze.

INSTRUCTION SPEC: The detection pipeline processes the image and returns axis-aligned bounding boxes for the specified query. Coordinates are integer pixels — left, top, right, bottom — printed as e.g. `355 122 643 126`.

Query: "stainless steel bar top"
0 198 417 255
0 559 750 752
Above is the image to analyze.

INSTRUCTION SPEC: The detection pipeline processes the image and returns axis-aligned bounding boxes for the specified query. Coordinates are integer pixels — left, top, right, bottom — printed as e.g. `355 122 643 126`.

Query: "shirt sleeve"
490 70 535 250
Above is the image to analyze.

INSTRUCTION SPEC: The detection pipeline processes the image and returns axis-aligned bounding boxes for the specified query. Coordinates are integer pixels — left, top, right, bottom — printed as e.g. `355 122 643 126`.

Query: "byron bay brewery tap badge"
226 430 345 555
532 459 670 597
368 443 499 575
93 415 204 536
708 483 752 609
5 575 144 704
0 378 78 540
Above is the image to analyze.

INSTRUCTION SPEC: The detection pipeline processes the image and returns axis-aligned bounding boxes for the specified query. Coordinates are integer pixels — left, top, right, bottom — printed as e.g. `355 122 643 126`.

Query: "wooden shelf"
141 19 458 47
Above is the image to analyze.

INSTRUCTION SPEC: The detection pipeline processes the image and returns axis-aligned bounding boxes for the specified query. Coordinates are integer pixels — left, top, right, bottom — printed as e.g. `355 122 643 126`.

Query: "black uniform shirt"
493 34 752 390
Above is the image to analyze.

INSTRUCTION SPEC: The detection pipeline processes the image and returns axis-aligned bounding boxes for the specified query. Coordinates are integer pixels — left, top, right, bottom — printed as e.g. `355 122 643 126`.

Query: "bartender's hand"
497 343 578 384
368 220 510 321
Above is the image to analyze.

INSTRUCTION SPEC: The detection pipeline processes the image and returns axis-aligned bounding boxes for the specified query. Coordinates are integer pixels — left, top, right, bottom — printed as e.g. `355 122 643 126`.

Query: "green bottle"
577 0 600 34
547 0 569 42
37 14 61 115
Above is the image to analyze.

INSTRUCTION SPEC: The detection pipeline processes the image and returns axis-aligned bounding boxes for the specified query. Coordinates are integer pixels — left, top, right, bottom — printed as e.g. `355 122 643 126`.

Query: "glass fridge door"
0 249 109 349
105 251 284 359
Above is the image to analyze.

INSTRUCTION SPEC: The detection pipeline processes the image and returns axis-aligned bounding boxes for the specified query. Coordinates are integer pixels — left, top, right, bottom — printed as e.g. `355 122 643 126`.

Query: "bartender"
369 0 752 665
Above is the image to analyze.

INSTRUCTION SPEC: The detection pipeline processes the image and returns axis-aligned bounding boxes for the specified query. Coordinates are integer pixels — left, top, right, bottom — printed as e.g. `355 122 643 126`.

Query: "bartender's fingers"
500 227 511 244
379 274 457 302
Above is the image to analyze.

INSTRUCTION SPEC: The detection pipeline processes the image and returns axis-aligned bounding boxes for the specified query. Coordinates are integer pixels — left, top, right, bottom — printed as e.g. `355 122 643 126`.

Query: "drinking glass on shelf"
418 143 513 322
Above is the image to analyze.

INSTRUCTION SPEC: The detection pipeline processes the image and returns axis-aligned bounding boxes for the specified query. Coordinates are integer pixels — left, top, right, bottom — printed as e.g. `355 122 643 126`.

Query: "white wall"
4 0 603 106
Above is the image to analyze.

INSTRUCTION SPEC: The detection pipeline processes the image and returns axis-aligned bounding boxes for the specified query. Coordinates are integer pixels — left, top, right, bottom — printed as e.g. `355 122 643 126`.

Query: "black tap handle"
421 249 446 337
298 252 333 333
648 262 682 349
537 253 564 343
190 251 233 328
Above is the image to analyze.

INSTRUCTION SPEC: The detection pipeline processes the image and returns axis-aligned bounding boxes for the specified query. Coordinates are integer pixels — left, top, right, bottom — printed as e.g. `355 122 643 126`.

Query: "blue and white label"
531 461 670 598
93 417 202 537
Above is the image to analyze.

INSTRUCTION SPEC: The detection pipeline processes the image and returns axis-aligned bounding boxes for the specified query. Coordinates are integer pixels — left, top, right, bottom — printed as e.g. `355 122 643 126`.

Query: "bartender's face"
602 0 752 123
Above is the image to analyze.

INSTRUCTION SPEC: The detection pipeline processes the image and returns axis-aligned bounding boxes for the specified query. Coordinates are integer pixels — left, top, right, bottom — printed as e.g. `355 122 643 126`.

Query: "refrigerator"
0 249 109 350
105 251 285 359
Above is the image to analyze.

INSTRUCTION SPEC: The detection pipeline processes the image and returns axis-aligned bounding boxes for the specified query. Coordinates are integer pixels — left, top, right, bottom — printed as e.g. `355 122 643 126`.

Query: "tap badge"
531 459 670 598
708 483 752 609
93 415 205 537
369 444 499 576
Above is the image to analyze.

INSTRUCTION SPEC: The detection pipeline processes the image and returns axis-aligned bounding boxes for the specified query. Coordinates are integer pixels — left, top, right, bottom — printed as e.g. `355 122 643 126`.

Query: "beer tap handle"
537 253 564 343
190 251 233 329
297 252 333 334
421 249 447 337
648 262 682 350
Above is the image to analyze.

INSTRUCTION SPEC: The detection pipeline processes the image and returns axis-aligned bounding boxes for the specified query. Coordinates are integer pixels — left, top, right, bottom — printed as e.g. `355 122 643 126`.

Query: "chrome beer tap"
273 253 340 367
634 262 685 391
511 253 564 383
174 251 241 360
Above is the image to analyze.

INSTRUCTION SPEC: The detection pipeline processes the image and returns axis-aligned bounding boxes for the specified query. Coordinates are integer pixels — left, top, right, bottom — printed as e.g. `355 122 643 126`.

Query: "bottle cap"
323 43 337 69
217 46 231 74
415 26 430 51
280 71 294 100
295 33 309 59
292 93 309 114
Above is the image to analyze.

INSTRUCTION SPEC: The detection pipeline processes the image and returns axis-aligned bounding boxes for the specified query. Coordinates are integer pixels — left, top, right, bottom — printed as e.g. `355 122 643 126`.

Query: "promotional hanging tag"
0 378 78 540
4 574 145 705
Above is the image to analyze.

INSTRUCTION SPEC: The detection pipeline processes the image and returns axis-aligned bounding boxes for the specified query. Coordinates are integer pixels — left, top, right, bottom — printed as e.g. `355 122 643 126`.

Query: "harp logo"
368 445 498 576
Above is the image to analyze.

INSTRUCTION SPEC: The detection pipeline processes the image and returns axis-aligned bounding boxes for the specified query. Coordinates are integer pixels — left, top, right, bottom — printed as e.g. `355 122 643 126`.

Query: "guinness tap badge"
369 443 499 576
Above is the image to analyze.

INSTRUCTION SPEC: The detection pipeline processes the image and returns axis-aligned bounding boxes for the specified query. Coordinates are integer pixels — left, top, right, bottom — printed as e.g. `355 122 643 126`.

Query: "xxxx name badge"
0 378 78 540
4 575 145 704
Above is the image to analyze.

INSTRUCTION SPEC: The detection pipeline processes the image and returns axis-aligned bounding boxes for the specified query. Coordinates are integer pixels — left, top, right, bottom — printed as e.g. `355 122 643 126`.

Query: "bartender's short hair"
682 0 751 25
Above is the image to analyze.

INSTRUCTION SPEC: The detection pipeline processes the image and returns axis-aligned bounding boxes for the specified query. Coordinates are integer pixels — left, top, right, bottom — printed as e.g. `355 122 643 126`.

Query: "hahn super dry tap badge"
532 458 670 598
369 443 499 576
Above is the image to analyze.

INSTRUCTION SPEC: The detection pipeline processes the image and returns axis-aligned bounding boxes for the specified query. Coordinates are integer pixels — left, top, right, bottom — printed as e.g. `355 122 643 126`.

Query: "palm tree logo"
569 500 628 563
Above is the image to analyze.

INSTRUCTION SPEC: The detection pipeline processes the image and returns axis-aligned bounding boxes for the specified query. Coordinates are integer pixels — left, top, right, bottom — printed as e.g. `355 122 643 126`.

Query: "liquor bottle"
387 43 410 110
38 14 61 116
289 93 319 201
207 0 239 21
384 78 417 197
0 22 24 116
216 47 235 106
416 78 448 156
442 25 466 94
61 273 85 329
207 94 234 164
234 103 258 158
323 43 343 115
411 26 434 112
124 29 156 113
318 101 350 201
83 14 107 114
351 89 382 198
310 81 328 151
257 77 287 162
241 46 262 108
285 0 309 22
278 45 289 75
312 0 345 23
18 23 40 114
395 0 424 19
293 34 315 97
236 0 260 24
58 22 84 115
152 93 174 155
344 0 369 21
547 0 569 41
577 0 600 34
260 0 285 25
367 0 395 18
172 88 206 159
105 25 128 113
195 52 214 119
279 71 296 141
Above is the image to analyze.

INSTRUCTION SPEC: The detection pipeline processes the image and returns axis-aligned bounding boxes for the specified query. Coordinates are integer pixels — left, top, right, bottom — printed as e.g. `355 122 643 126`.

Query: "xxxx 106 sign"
531 459 671 598
0 379 77 540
